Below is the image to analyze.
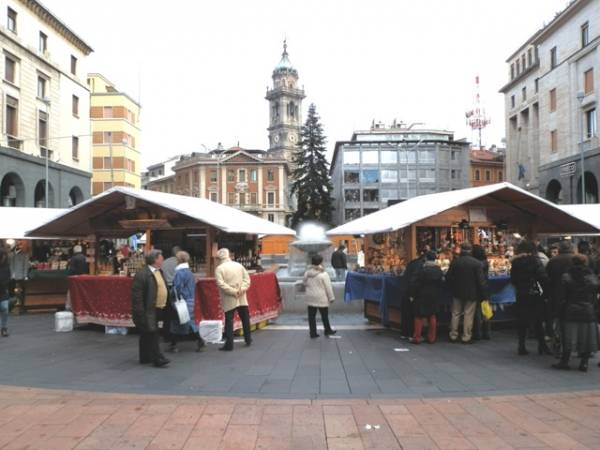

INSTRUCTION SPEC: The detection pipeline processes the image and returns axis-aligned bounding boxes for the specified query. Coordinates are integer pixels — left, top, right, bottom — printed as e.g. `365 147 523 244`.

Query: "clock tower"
266 40 305 161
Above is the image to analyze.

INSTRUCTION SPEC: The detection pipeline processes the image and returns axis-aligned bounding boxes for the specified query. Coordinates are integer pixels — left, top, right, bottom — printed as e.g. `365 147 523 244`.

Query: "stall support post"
206 227 215 276
144 229 152 253
409 225 417 260
91 236 99 275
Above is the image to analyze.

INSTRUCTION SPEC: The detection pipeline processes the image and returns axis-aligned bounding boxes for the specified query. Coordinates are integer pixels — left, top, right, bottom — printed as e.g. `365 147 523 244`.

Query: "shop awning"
26 187 296 238
0 207 67 239
558 204 600 234
327 182 600 236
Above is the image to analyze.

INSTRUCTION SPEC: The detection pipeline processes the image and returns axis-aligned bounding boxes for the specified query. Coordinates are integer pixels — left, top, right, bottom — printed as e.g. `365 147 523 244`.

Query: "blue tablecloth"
344 271 515 326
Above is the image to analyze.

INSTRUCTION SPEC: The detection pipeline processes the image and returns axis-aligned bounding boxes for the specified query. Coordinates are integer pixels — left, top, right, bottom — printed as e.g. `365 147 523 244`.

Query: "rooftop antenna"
465 75 491 149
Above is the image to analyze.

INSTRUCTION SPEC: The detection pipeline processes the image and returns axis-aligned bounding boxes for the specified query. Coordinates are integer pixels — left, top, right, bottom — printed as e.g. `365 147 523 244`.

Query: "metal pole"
45 150 49 208
579 105 586 204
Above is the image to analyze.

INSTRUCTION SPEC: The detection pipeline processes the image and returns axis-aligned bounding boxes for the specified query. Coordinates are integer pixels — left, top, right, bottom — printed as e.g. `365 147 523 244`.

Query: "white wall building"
500 0 600 204
0 0 93 208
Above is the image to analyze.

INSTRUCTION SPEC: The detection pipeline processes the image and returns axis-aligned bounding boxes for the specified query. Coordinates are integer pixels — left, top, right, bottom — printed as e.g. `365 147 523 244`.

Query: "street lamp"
577 91 585 204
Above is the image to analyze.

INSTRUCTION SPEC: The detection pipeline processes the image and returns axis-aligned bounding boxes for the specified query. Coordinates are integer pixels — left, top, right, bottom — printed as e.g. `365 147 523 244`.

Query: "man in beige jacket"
215 248 252 351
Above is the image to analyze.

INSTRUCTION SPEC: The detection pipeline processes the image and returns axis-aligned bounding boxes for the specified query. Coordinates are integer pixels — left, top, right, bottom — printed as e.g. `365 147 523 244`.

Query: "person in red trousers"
409 251 444 344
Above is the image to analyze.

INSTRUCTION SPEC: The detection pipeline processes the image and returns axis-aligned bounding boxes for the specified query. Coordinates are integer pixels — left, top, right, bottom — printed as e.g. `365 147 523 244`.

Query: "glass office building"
330 125 470 225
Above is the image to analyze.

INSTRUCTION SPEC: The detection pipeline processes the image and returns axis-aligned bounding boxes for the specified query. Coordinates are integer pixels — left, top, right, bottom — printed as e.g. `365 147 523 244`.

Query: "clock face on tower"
273 134 280 143
289 134 296 143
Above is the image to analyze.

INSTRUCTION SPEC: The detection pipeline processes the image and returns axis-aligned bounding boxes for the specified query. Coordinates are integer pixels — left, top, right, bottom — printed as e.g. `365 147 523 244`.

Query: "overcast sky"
46 0 569 167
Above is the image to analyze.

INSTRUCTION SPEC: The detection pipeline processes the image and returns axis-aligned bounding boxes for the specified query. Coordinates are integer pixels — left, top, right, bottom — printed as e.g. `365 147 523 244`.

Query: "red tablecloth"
68 275 135 327
194 272 282 330
69 272 282 329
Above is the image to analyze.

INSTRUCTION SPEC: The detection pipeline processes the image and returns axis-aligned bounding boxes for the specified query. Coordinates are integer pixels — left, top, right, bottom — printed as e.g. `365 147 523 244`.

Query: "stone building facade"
0 0 93 207
170 146 291 225
500 0 600 204
330 123 470 225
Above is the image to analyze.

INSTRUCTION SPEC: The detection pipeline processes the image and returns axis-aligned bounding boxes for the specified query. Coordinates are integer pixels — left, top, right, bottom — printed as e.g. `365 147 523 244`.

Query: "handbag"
528 280 543 297
172 287 190 325
481 300 494 320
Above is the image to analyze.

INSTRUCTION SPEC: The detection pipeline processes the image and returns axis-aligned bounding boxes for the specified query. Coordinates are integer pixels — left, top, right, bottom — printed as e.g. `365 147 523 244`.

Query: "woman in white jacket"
303 255 336 338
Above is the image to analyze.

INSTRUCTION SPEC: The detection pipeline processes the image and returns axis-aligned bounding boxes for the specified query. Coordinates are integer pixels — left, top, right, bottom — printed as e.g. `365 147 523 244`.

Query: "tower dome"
273 40 297 76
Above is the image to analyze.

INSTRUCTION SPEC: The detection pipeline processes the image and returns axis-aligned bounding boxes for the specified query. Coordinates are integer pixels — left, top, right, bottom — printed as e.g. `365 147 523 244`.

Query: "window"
37 76 46 99
4 56 15 83
362 151 378 164
250 169 257 182
5 96 18 147
345 209 361 221
511 95 515 108
344 151 360 164
209 170 217 183
362 170 379 184
102 131 113 143
380 150 397 164
250 192 257 204
267 192 275 206
70 55 77 75
522 86 527 102
72 95 79 116
344 170 360 183
485 170 491 181
407 150 416 163
381 170 398 183
39 32 47 53
585 108 597 139
267 169 274 182
527 48 533 66
380 189 399 204
363 189 379 202
38 110 48 149
418 150 435 163
451 169 458 179
72 136 79 160
584 69 594 95
535 78 539 93
227 170 235 182
550 47 557 69
475 170 480 181
238 169 246 183
228 192 236 205
239 193 246 206
551 130 558 153
344 189 360 202
498 171 503 182
209 192 218 202
549 88 557 112
510 63 515 80
267 214 275 222
7 7 16 33
419 168 435 180
521 54 526 70
451 151 456 161
516 59 520 74
103 106 113 118
582 22 589 47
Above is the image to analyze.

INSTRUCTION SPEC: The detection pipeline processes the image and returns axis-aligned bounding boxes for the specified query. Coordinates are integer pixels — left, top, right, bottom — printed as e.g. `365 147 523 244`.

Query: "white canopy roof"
327 182 600 236
0 207 66 239
558 204 600 232
27 187 296 238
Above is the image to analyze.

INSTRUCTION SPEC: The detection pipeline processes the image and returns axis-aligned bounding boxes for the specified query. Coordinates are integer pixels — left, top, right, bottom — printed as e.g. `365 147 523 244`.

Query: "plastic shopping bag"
481 300 494 320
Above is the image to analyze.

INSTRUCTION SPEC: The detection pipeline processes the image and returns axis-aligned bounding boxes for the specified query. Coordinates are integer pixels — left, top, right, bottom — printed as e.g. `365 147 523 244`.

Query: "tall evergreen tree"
290 103 334 228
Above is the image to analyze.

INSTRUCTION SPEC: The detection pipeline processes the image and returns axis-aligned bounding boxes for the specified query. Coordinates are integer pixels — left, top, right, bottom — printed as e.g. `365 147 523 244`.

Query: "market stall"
27 187 294 328
329 183 599 328
0 207 75 312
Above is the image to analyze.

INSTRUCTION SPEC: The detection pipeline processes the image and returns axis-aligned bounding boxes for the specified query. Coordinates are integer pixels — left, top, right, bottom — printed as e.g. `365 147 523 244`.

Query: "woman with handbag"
168 251 205 353
303 254 336 338
0 248 11 337
553 254 600 371
510 240 551 356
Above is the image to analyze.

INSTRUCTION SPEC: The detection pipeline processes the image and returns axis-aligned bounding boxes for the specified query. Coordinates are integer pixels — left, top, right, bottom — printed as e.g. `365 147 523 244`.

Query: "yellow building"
88 73 141 195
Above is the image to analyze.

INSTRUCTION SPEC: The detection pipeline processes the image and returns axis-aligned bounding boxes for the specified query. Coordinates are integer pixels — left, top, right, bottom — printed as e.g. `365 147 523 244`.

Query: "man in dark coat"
446 242 486 343
68 245 88 275
409 251 443 344
131 249 170 368
402 247 429 339
546 240 575 323
331 244 348 281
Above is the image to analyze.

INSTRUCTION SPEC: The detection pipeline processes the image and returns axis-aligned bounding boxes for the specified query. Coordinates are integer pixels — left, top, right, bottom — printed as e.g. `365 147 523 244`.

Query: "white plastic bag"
199 320 223 343
55 311 73 332
174 298 190 325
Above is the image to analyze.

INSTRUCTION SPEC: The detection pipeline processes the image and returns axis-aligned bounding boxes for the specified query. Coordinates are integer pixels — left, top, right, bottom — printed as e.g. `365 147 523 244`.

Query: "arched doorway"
545 179 562 204
34 180 55 208
0 173 25 207
68 186 83 206
577 172 599 204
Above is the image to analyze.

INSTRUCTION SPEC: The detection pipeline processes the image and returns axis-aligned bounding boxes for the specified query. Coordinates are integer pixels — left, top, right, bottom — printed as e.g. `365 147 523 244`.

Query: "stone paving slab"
0 386 600 449
2 314 600 398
